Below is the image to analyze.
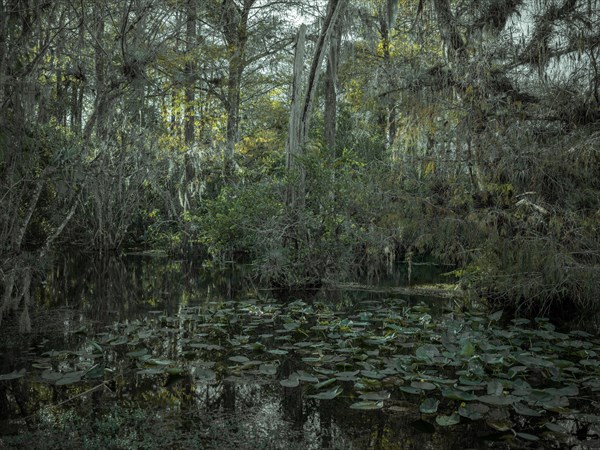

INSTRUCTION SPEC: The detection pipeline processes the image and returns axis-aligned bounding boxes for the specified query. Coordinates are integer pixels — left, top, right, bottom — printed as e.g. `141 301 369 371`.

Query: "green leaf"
308 386 342 400
489 310 503 322
55 372 82 386
415 344 440 361
487 380 504 396
126 348 149 358
486 418 513 431
420 398 440 414
459 342 476 358
229 355 250 364
516 432 539 442
0 369 26 381
442 388 476 401
478 394 516 406
513 402 542 417
411 381 436 391
259 363 278 376
350 400 384 410
435 412 460 426
146 358 173 366
195 369 216 381
283 322 300 331
313 378 337 390
544 422 568 434
400 386 423 395
458 403 489 420
137 367 165 375
296 370 318 383
267 349 288 356
41 371 63 382
360 391 390 401
280 374 300 388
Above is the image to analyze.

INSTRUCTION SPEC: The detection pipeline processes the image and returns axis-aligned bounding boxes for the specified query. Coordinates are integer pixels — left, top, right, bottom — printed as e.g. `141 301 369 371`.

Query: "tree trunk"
286 24 306 208
184 0 197 146
324 2 344 151
0 0 6 108
298 0 344 148
286 0 345 209
222 0 254 171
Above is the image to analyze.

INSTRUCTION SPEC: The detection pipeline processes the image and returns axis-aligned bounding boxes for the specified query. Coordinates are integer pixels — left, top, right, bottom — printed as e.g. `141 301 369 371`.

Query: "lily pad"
308 386 343 400
516 432 539 442
458 402 489 420
435 412 460 426
55 372 82 386
513 402 542 417
280 374 300 388
442 388 476 401
415 344 440 361
195 368 216 381
229 355 250 364
360 391 391 401
420 398 440 414
478 394 516 406
259 363 278 376
0 369 26 381
350 400 384 410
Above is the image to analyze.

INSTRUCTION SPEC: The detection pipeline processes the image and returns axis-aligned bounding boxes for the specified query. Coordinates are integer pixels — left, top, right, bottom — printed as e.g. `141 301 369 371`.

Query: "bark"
287 0 345 208
299 0 344 146
90 5 108 141
223 0 255 167
286 24 306 208
378 0 397 148
0 0 6 107
324 2 344 151
432 0 466 61
184 0 197 145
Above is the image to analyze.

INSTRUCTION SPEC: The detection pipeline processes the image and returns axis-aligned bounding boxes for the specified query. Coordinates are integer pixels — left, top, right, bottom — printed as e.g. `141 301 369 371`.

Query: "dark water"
0 256 598 449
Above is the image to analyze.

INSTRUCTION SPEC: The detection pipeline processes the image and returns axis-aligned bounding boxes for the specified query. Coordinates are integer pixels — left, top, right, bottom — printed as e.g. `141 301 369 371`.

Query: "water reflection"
36 255 256 330
0 256 500 449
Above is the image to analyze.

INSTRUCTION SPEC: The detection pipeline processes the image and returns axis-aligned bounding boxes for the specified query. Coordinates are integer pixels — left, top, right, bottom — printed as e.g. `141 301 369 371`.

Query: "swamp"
1 0 600 448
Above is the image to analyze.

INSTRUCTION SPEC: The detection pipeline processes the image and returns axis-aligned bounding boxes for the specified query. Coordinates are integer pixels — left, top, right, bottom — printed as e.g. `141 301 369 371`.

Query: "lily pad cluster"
4 296 600 445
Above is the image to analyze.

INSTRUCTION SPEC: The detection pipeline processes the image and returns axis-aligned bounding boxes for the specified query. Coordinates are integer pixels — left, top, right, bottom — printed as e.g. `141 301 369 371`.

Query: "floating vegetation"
2 296 600 447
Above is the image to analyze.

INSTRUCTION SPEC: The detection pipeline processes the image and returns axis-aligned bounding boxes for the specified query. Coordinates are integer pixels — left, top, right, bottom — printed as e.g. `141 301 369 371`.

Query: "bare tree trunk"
87 5 108 141
184 0 197 145
286 0 345 208
324 3 344 151
298 0 344 148
222 0 255 172
0 0 6 107
286 24 306 208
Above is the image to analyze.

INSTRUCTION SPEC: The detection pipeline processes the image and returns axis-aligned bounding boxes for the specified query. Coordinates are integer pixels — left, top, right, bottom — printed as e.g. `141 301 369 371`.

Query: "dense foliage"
1 0 600 329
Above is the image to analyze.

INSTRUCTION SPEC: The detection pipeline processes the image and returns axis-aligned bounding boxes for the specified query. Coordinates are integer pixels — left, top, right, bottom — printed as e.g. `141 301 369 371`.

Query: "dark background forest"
1 0 599 331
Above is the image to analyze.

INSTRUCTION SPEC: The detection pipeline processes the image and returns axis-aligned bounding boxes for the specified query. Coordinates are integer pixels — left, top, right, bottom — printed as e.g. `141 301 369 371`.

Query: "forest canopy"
1 0 599 330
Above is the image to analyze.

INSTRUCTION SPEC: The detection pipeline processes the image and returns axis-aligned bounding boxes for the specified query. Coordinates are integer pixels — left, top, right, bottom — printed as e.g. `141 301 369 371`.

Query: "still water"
0 256 598 449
